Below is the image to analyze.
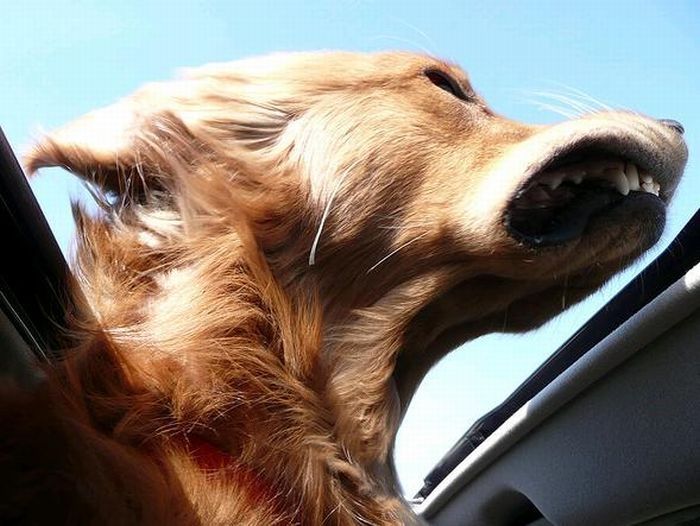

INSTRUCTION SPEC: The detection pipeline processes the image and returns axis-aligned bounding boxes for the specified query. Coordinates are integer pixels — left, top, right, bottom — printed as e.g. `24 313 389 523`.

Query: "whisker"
366 35 434 56
366 232 428 274
522 98 581 119
378 219 437 230
548 82 614 112
388 17 438 55
309 176 346 266
530 91 594 116
501 305 509 332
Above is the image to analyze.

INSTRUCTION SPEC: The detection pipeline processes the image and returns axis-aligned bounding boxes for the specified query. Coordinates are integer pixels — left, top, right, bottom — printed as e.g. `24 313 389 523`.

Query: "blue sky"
2 0 698 495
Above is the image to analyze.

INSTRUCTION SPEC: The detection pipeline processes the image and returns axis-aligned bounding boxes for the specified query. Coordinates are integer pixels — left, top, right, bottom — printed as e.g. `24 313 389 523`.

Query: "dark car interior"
0 127 84 387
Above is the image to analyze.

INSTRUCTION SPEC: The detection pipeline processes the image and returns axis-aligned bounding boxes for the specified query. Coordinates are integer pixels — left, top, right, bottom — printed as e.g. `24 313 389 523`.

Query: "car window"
394 213 694 496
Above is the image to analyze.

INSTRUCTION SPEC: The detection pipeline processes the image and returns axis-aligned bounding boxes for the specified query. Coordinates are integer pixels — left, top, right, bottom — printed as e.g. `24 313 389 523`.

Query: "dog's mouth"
505 149 665 246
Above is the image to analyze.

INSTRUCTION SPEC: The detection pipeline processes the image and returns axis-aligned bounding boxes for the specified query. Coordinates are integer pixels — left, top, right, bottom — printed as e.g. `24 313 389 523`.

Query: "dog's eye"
425 69 469 101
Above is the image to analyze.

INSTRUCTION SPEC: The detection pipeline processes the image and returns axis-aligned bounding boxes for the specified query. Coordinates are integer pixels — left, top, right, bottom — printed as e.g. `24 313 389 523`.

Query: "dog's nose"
659 119 685 135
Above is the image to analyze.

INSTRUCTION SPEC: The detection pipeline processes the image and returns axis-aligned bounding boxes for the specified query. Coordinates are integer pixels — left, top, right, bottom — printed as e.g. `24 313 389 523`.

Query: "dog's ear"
24 92 170 197
25 75 294 200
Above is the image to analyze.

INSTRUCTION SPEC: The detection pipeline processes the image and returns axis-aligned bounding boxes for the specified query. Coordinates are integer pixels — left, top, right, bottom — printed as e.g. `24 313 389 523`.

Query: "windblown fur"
0 51 687 524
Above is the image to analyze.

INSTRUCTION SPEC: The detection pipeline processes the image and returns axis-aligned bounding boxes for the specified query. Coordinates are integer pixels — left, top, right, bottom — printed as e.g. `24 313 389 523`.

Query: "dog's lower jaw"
389 261 628 418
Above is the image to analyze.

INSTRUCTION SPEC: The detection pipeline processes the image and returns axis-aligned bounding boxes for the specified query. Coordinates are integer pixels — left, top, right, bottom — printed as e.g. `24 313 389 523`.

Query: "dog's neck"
70 212 417 523
71 168 568 525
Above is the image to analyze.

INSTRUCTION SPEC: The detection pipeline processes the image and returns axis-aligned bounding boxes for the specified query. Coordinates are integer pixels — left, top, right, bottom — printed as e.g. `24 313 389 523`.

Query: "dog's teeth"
604 167 630 196
543 173 563 189
516 185 552 208
529 186 550 202
565 169 584 184
549 174 564 189
625 163 640 191
641 179 660 196
637 172 661 196
532 160 660 200
583 162 603 175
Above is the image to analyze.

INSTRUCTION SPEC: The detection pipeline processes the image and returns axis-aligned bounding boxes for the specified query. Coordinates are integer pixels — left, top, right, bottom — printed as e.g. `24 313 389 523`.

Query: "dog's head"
27 51 687 466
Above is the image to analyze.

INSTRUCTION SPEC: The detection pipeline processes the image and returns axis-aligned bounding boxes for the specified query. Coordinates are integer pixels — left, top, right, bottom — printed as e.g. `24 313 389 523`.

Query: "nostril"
659 119 685 135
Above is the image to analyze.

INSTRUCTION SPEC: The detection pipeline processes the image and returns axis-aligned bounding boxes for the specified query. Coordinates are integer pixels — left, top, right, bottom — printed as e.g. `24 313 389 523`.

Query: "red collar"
181 434 290 517
185 434 234 471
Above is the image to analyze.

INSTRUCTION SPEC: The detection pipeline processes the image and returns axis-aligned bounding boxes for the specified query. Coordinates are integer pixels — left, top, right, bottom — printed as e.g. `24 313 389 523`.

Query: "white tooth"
585 162 605 175
568 168 585 184
531 186 551 202
625 163 640 191
641 173 653 184
517 185 551 208
653 182 661 195
543 173 563 189
603 167 630 195
641 181 657 195
589 160 619 173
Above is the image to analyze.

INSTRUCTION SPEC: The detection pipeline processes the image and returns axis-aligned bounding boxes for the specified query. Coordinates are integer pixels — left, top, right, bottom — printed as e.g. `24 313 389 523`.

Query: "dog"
0 51 687 525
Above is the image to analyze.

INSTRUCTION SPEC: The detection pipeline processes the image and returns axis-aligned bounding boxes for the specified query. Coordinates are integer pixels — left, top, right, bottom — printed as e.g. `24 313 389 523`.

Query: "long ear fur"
24 96 159 195
24 68 294 200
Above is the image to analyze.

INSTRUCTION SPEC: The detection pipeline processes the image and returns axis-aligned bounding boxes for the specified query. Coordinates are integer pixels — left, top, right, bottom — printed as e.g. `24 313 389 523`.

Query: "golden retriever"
0 51 687 525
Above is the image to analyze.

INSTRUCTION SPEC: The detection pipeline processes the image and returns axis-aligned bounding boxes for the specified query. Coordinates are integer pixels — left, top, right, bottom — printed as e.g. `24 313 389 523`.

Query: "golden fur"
0 51 687 524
